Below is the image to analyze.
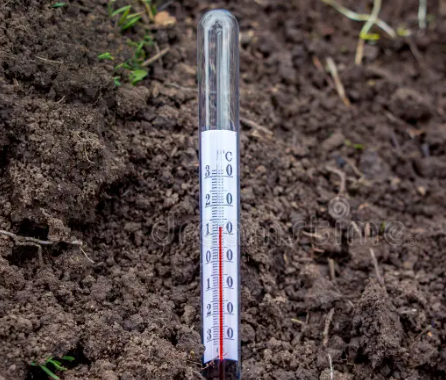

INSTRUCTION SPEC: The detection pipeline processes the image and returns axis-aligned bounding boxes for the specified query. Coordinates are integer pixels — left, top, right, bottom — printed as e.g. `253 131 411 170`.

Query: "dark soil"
1 0 446 379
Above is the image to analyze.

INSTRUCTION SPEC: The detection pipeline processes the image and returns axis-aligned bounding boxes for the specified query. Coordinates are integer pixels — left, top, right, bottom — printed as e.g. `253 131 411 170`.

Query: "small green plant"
52 2 67 7
397 26 411 37
357 0 382 42
319 0 396 38
113 76 122 86
31 356 75 380
345 140 364 151
98 52 114 61
128 69 148 85
113 34 154 85
102 0 165 86
320 0 429 64
108 1 144 31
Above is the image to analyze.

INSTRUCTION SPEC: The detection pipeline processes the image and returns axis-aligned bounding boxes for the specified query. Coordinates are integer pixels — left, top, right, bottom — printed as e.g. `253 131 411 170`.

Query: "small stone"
321 132 345 152
115 86 150 117
241 323 256 343
414 157 446 179
417 186 426 196
124 222 141 233
389 87 432 122
101 370 118 380
182 305 196 325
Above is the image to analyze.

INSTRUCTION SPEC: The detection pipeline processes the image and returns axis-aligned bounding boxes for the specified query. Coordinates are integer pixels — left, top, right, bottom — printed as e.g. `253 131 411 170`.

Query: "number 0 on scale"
198 9 241 380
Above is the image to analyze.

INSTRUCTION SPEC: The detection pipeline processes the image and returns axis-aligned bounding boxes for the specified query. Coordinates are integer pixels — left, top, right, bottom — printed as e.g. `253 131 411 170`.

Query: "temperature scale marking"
201 130 239 364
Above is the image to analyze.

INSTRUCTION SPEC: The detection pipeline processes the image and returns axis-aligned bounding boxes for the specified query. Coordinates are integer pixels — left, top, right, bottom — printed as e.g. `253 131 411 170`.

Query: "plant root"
0 229 92 264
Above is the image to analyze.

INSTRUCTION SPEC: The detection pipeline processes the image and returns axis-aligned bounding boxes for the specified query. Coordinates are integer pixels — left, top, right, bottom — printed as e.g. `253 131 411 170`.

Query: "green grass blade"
118 7 131 26
98 52 114 61
113 76 122 87
121 15 141 31
136 41 144 55
112 5 131 17
360 32 380 41
108 0 118 16
144 34 154 46
47 359 68 371
146 0 157 15
52 2 66 7
40 365 60 380
61 356 75 361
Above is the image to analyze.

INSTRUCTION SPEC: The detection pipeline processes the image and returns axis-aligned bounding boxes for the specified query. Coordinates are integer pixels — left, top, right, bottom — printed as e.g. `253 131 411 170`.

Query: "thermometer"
198 9 241 380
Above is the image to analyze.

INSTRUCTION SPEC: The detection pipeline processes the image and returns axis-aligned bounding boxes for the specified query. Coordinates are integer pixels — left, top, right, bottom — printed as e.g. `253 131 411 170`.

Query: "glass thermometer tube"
198 9 241 380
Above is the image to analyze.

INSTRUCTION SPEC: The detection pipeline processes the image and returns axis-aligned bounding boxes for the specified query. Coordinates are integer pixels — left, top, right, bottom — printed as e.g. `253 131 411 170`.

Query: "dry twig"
240 116 273 136
153 42 164 66
355 0 382 65
410 325 431 347
140 0 155 22
364 222 371 238
326 165 346 194
323 308 335 347
327 353 334 380
165 83 197 92
313 56 326 73
80 247 95 264
56 96 66 104
320 0 396 38
141 47 170 67
418 0 427 29
355 39 366 66
344 157 363 179
0 229 60 246
407 38 425 67
35 56 63 65
0 229 93 264
326 58 350 106
350 221 362 239
328 258 336 281
302 231 323 240
369 248 384 286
